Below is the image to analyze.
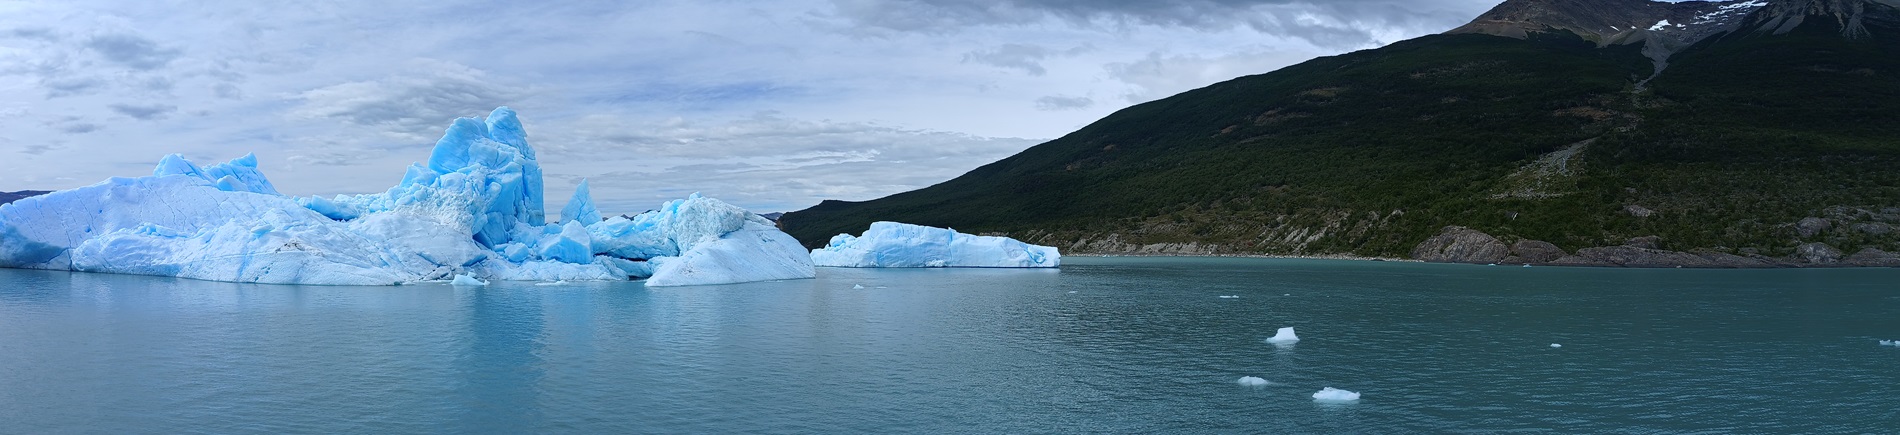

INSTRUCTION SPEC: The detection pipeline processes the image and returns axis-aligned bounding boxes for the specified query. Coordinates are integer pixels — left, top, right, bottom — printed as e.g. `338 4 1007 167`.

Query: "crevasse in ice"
809 221 1060 268
0 107 813 286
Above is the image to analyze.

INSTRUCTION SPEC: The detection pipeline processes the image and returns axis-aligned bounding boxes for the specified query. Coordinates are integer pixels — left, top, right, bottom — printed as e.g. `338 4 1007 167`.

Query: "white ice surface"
810 221 1060 268
451 274 488 286
1266 327 1300 344
0 107 813 287
1313 387 1360 401
1237 376 1269 387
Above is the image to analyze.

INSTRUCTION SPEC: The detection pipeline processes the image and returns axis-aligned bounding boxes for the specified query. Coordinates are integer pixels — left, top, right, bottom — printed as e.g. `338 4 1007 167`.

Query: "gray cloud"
85 33 181 70
962 43 1090 76
0 0 1503 212
109 103 178 120
1106 48 1317 102
831 0 1487 49
41 77 104 98
291 60 529 142
1034 95 1093 110
6 28 60 41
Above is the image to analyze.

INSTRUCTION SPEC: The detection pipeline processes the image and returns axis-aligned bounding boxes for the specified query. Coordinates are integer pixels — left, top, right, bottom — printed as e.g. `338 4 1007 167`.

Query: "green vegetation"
781 19 1900 259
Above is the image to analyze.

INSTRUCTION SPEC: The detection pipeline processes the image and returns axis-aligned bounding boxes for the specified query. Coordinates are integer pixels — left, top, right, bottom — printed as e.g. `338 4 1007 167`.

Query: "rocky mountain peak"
1749 0 1899 36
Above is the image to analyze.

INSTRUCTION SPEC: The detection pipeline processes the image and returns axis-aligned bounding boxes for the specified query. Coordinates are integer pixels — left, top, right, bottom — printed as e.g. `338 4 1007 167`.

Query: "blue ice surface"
0 107 812 286
809 221 1061 268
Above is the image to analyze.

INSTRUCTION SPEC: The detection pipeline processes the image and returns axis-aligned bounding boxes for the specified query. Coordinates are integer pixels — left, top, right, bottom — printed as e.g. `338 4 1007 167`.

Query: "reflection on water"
1 259 1897 433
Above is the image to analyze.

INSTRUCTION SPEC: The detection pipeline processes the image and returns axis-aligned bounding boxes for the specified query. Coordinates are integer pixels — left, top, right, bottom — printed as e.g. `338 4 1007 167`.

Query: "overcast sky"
0 0 1502 214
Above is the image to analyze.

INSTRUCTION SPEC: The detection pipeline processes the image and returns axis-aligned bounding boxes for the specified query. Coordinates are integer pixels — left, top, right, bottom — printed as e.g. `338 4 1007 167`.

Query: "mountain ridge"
780 0 1900 267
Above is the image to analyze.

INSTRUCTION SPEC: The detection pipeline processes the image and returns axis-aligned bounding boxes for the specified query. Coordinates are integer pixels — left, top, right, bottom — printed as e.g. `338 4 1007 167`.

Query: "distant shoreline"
1064 252 1899 269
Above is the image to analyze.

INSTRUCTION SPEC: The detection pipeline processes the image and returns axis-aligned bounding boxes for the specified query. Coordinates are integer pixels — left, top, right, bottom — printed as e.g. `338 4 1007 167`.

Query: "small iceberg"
451 274 489 286
1219 295 1240 299
533 280 567 286
1881 340 1896 346
1312 387 1360 401
1266 327 1300 344
809 221 1060 268
853 284 865 289
1236 376 1269 387
1522 264 1532 268
1550 343 1562 348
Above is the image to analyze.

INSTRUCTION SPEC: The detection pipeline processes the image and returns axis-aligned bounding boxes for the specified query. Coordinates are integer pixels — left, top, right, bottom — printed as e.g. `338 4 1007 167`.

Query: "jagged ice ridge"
0 107 815 287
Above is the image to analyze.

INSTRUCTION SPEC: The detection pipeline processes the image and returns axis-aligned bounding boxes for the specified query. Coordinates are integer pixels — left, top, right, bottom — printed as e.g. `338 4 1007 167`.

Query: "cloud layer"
0 0 1501 214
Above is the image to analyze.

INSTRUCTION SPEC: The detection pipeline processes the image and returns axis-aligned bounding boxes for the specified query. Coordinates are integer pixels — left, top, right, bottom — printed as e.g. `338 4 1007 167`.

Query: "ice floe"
1266 327 1300 344
451 274 489 286
1237 376 1269 387
1312 387 1361 401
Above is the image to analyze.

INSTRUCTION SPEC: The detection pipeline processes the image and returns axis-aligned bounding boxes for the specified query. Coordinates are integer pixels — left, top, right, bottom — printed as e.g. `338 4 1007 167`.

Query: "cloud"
85 33 181 70
108 103 178 120
962 43 1091 76
532 112 1043 212
41 77 104 98
829 0 1486 49
291 59 530 142
1106 48 1317 102
1034 95 1093 110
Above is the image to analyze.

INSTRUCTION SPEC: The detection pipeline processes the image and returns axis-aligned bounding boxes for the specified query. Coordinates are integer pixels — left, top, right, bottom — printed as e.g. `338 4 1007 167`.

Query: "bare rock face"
1852 222 1893 235
1624 205 1656 218
1413 226 1510 264
1843 248 1900 266
1796 217 1833 239
1796 242 1844 264
1572 246 1720 268
1510 240 1567 263
1625 236 1662 250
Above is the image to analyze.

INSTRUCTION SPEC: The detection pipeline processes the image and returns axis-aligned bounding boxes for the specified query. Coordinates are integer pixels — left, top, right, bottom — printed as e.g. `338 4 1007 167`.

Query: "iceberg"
1881 340 1895 346
1312 387 1360 401
1551 343 1563 348
1266 327 1300 344
0 107 814 287
451 274 488 286
1237 376 1269 387
809 221 1060 268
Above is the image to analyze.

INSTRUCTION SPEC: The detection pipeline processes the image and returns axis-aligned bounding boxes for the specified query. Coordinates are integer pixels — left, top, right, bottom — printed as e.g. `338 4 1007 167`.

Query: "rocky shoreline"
1412 226 1900 268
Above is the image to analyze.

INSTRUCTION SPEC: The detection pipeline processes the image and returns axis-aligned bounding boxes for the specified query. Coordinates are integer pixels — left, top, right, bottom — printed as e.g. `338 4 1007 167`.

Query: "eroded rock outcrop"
1412 226 1510 264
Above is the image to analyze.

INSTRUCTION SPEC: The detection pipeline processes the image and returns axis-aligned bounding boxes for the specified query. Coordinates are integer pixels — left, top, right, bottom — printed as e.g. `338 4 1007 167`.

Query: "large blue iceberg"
809 221 1060 268
0 107 814 286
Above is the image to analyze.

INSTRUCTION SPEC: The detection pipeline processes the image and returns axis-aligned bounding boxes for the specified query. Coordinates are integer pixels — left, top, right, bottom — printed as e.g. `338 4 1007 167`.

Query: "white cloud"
0 0 1504 213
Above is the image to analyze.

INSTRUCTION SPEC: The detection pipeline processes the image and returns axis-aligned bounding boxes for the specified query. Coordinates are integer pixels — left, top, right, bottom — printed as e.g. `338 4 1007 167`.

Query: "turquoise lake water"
2 257 1897 433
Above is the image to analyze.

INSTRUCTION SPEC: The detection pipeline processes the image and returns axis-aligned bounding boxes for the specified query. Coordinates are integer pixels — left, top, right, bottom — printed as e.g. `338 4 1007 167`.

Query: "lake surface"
2 257 1898 433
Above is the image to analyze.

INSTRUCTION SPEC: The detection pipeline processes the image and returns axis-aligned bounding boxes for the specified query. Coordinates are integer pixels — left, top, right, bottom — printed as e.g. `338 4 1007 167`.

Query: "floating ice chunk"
1312 387 1360 401
810 221 1060 268
451 274 488 286
1219 295 1240 299
1881 340 1895 346
643 220 816 287
534 280 567 286
1067 290 1078 294
853 284 865 289
1551 343 1562 348
1266 327 1300 344
1522 264 1532 268
1237 376 1269 387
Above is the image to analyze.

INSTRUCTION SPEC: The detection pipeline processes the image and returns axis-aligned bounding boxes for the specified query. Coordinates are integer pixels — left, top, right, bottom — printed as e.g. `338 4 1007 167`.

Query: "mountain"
780 0 1900 267
0 190 49 205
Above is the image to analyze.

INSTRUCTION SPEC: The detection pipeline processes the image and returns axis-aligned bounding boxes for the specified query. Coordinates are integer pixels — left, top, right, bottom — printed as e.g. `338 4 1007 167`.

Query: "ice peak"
562 179 603 225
